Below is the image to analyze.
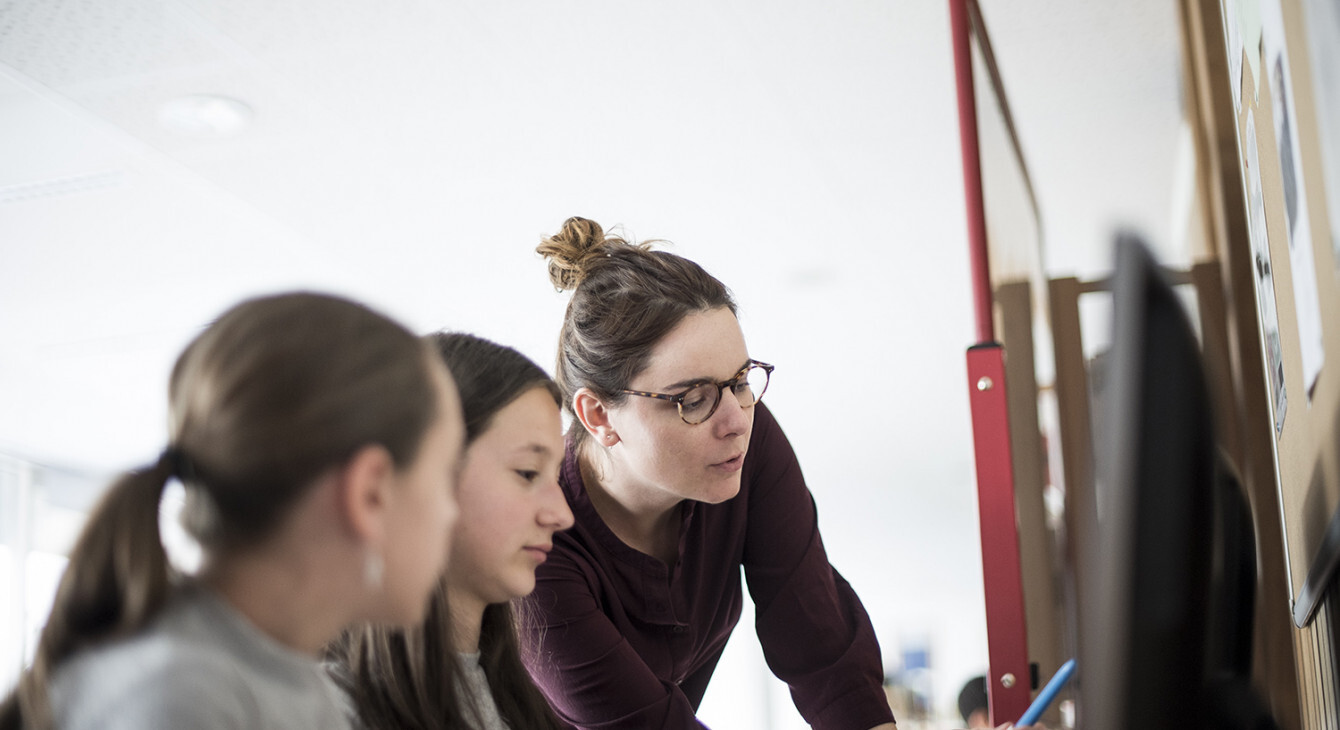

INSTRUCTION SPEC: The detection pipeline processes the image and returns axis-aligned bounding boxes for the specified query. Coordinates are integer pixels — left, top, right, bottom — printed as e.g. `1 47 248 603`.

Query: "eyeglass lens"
678 365 771 424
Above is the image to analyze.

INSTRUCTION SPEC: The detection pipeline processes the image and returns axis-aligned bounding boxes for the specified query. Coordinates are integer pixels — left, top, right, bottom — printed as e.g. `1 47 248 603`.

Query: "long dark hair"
0 292 443 730
536 216 736 445
330 332 564 730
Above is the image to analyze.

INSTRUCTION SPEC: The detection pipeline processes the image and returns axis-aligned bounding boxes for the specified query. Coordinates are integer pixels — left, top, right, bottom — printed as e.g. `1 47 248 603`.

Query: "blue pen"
1016 658 1076 726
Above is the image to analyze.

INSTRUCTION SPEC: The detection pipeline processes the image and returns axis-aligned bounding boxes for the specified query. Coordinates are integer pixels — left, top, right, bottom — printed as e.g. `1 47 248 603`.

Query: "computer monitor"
1078 234 1280 729
1079 234 1218 730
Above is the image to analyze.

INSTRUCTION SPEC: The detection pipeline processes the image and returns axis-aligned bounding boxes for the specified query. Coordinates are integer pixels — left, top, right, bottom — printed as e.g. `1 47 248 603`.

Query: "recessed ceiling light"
158 94 254 138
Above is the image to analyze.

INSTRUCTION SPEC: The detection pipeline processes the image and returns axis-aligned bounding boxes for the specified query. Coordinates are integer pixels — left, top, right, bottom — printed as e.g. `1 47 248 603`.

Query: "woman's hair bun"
537 216 645 291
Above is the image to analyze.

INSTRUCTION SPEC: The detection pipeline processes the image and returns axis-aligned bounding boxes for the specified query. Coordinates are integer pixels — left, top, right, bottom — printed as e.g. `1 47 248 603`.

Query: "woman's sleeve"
743 404 896 730
523 552 708 730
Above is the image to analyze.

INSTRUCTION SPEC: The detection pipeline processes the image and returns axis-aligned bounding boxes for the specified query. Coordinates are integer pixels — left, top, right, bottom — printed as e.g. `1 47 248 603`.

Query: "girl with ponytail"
0 292 465 730
330 332 570 730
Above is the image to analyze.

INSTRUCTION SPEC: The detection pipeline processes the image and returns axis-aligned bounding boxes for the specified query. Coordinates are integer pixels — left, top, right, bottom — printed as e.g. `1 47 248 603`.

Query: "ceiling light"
157 94 254 138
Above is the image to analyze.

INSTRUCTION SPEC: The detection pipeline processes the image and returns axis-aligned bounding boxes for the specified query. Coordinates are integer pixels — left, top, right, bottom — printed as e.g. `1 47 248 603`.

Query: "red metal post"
966 345 1033 724
950 0 1033 723
949 0 995 345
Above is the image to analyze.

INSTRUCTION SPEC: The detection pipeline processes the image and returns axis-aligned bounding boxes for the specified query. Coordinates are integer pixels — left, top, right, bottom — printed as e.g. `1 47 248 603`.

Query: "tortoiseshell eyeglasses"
620 360 774 425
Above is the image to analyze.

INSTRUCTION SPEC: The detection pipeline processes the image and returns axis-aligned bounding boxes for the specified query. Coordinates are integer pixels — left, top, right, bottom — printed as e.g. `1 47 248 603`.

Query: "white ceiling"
0 0 1183 717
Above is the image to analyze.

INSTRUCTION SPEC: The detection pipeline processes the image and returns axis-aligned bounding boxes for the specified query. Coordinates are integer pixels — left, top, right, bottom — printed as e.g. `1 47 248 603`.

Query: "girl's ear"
338 444 396 545
572 387 619 445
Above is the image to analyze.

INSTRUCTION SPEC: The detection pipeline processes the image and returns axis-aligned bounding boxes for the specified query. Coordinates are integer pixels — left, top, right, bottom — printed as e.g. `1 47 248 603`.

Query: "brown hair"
329 332 564 730
536 216 736 443
1 292 443 730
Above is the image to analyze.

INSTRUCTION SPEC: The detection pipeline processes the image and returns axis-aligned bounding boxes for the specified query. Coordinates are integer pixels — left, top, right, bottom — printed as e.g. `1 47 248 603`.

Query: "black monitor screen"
1079 235 1215 730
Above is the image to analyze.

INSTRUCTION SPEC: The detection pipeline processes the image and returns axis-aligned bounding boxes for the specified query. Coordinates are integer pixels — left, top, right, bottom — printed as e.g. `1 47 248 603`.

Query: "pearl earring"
364 549 384 589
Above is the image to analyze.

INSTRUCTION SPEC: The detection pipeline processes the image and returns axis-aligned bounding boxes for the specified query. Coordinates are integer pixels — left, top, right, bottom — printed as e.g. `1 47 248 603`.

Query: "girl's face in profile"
446 386 572 611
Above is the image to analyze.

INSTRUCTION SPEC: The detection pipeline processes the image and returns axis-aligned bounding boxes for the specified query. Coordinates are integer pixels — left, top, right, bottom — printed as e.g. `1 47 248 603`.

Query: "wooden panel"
996 280 1066 727
1047 276 1093 592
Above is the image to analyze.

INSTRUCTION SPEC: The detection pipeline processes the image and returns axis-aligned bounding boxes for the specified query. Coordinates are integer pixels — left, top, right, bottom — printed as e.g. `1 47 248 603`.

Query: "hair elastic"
160 446 198 484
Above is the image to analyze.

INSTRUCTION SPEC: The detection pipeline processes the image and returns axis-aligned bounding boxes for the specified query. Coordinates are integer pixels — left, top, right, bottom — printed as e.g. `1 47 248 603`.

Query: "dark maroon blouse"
521 403 895 729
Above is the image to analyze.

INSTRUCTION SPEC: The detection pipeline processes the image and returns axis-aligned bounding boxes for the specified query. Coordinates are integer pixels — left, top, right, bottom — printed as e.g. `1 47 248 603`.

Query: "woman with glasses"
524 217 898 730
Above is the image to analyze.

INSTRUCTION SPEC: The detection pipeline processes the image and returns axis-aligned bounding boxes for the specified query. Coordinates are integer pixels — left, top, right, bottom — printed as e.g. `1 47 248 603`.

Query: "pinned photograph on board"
1264 0 1326 398
1233 0 1264 105
1245 111 1288 435
1224 0 1245 111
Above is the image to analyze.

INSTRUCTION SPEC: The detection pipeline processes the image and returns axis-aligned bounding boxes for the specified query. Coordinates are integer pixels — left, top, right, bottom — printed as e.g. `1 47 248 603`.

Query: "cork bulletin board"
1210 0 1340 726
1222 0 1340 617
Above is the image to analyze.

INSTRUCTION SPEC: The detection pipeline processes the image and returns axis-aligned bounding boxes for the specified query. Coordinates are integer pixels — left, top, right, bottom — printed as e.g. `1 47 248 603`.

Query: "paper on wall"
1236 0 1264 105
1223 0 1245 111
1245 111 1289 434
1262 0 1325 398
